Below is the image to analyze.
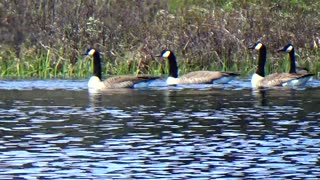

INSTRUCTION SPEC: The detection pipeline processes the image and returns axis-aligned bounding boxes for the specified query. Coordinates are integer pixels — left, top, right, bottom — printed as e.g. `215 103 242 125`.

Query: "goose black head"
249 42 267 77
277 44 294 53
85 48 102 80
156 49 178 78
156 50 172 58
277 44 297 74
86 48 97 56
248 41 264 50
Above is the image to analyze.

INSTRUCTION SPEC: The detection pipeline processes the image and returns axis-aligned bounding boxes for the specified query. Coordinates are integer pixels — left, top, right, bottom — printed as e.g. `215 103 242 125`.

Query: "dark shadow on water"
252 88 268 106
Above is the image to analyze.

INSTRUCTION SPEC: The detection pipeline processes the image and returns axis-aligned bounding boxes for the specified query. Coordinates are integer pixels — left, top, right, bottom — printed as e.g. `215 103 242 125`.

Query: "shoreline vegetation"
0 1 319 79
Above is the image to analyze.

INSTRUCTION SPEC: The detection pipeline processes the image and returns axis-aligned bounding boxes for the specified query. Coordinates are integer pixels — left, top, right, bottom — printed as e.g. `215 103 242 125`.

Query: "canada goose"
248 42 313 88
277 44 314 79
85 48 159 90
155 50 239 85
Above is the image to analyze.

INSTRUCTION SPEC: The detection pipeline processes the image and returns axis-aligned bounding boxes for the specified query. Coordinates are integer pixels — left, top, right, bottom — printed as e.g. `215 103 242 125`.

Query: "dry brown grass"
0 0 319 78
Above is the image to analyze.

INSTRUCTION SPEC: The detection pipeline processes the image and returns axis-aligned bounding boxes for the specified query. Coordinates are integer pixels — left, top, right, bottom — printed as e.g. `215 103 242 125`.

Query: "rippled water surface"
0 79 320 179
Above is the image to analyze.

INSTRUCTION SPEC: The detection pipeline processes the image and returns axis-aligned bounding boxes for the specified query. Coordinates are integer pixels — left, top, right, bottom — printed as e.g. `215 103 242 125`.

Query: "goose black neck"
93 51 102 80
288 49 296 73
167 53 178 78
256 45 267 77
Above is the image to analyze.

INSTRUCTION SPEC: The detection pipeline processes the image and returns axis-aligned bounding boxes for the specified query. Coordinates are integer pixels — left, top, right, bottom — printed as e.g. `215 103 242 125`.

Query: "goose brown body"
86 49 159 90
156 50 239 85
253 72 312 88
176 71 238 84
277 44 314 81
249 42 313 88
97 75 159 89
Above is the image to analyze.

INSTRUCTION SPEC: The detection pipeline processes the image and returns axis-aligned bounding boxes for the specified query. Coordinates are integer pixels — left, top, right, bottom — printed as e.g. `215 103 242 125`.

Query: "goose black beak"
155 54 162 57
276 47 285 52
248 45 255 50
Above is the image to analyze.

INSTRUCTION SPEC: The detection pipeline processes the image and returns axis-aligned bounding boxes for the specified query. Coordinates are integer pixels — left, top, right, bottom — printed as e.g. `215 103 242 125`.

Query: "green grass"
0 49 85 79
1 47 319 80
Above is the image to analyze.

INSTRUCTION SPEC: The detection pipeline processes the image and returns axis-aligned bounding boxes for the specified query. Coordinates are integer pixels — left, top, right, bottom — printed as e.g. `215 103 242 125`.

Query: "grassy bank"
1 47 319 79
0 1 319 79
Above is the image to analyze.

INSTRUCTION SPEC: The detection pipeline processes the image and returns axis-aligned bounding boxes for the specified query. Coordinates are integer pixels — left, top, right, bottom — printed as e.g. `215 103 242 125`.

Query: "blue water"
0 78 319 179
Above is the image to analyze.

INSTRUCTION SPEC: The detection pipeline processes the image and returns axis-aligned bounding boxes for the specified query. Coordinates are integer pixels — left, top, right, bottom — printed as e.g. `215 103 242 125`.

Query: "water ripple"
0 81 319 178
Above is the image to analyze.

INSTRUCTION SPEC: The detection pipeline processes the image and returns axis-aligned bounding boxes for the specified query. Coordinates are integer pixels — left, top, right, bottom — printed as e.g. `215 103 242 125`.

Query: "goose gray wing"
103 75 159 88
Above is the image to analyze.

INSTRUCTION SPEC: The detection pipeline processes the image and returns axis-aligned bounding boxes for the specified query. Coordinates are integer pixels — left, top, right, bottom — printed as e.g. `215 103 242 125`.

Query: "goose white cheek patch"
162 51 171 58
88 49 96 56
255 43 263 50
286 45 293 52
